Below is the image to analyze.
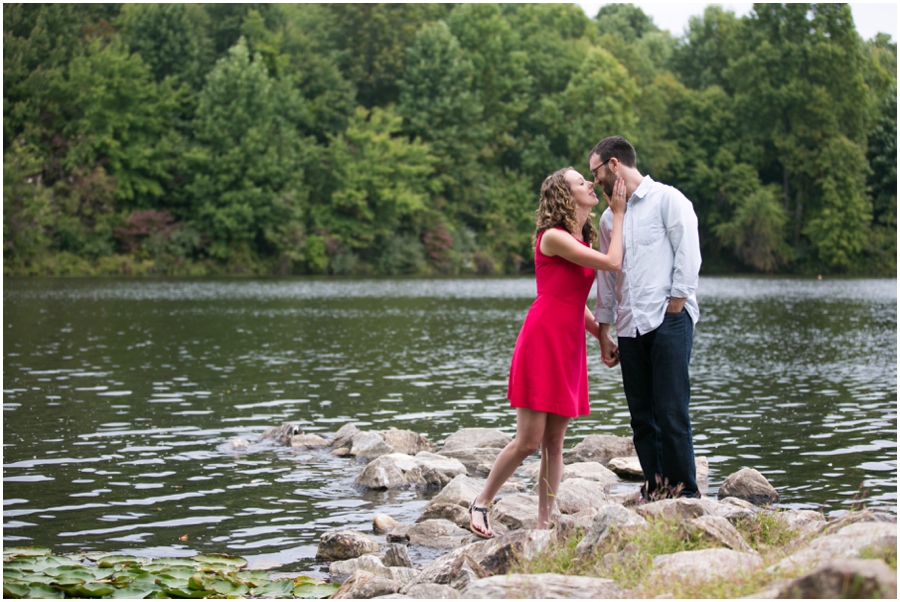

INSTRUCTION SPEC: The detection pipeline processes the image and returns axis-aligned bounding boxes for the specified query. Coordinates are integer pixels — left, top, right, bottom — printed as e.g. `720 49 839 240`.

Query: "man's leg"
618 333 663 496
650 310 697 496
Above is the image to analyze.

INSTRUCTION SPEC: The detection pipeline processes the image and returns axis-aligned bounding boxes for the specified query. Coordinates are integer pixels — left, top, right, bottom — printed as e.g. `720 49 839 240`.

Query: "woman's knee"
511 436 541 457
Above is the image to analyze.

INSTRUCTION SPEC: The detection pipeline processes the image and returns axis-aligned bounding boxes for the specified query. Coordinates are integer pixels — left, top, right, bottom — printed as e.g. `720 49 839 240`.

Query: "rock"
380 428 438 455
775 559 897 599
355 453 466 490
554 478 612 514
717 468 779 505
374 514 400 534
607 456 643 478
650 548 763 581
715 497 760 521
331 423 362 449
383 544 413 569
401 583 459 599
416 503 471 530
606 455 708 481
329 554 417 584
228 438 251 448
521 460 619 485
405 519 473 549
575 504 647 557
352 432 395 460
317 529 381 561
332 570 402 599
440 428 512 453
260 423 302 445
402 530 552 592
564 434 635 464
814 508 896 537
773 509 826 540
331 447 352 457
460 573 625 599
426 474 523 510
491 494 541 531
413 452 468 478
557 508 600 541
439 448 501 476
770 521 897 574
636 497 719 521
290 433 329 448
687 515 755 553
400 542 490 591
466 529 554 576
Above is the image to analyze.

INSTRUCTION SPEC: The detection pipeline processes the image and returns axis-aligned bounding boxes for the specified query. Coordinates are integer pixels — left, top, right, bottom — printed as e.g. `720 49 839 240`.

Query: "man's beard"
601 173 619 199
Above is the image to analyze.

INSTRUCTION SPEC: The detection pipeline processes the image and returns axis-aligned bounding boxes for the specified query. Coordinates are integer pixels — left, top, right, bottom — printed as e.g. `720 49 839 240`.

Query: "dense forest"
3 3 896 277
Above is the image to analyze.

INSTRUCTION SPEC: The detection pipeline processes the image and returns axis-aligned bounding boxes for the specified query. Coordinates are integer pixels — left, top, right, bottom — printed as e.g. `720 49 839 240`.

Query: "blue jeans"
618 310 698 497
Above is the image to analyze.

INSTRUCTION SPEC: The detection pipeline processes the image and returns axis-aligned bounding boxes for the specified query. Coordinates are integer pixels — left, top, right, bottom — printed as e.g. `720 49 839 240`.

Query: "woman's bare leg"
537 413 570 528
470 408 547 536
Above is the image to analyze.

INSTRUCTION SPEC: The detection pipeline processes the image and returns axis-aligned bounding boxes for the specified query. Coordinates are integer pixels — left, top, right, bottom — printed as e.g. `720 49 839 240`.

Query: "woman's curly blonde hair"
533 167 597 249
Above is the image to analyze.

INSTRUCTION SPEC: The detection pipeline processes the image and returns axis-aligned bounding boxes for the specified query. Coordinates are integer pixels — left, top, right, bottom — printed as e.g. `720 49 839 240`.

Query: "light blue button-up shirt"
594 175 701 337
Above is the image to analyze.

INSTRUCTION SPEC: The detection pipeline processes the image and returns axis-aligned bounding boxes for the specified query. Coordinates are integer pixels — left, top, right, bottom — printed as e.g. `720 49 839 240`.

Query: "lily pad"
254 579 295 597
190 553 247 570
109 584 161 599
293 579 341 599
2 547 52 558
236 570 272 587
22 583 65 599
96 554 151 568
143 558 196 571
161 586 208 598
74 582 116 597
3 583 30 598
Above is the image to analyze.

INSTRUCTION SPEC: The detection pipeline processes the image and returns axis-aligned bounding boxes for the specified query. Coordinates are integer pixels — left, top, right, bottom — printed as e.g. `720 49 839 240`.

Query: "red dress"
507 227 595 417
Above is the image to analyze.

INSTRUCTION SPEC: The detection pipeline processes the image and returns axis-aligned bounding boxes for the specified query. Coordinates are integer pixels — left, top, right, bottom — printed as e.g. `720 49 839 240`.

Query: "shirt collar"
630 175 655 201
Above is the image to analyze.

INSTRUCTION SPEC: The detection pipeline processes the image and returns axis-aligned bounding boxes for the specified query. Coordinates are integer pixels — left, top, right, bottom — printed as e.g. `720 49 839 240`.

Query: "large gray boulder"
401 530 552 592
460 573 625 599
416 503 471 530
564 434 635 464
426 474 523 510
636 497 719 521
439 448 501 476
355 453 467 490
290 433 330 448
554 477 612 514
400 583 460 599
332 570 402 599
650 548 763 581
329 554 418 584
331 423 362 449
775 559 897 599
717 467 779 505
379 428 438 455
440 428 512 453
317 529 381 561
606 455 708 481
687 515 755 553
260 423 303 445
491 494 544 531
574 504 647 557
404 519 473 549
769 521 897 574
352 431 396 460
521 460 619 485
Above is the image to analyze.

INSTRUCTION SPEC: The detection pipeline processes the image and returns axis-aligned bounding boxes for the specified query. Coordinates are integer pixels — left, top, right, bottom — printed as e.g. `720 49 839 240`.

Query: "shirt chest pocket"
635 221 666 247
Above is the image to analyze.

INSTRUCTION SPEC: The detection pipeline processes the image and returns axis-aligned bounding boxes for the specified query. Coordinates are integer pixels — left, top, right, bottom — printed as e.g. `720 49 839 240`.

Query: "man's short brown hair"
590 135 637 168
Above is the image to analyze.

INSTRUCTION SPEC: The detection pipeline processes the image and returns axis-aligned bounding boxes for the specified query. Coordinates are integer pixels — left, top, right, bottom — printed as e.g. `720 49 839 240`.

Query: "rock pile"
258 423 898 598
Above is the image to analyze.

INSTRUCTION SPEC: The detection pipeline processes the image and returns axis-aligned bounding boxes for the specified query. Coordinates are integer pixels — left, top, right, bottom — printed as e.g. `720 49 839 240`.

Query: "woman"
468 167 626 538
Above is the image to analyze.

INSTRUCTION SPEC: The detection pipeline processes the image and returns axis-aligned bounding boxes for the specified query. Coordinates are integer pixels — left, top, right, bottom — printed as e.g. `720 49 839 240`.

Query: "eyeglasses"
590 159 611 180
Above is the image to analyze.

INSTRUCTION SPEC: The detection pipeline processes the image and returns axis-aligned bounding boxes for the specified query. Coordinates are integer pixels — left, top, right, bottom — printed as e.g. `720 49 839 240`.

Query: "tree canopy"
4 3 896 277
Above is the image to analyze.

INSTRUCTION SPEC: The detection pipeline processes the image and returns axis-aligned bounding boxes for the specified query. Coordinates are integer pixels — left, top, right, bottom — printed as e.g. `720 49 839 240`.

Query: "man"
589 135 702 499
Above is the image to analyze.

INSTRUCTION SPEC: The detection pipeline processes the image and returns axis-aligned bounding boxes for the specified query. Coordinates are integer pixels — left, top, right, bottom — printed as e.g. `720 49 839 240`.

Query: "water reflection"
3 276 896 576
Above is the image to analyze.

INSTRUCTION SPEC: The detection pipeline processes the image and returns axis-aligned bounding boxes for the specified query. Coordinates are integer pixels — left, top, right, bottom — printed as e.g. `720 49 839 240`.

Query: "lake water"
3 276 896 576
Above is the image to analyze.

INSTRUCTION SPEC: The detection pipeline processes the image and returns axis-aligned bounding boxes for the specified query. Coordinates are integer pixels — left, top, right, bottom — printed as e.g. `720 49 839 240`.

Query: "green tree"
3 139 54 272
727 3 872 269
187 38 311 265
311 106 436 273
